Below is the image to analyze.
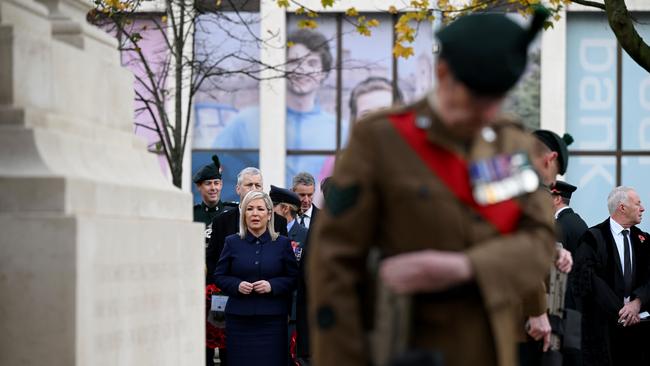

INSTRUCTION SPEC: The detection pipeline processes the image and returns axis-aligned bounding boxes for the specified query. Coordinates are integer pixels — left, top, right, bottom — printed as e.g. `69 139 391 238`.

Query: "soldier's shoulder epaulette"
355 103 414 127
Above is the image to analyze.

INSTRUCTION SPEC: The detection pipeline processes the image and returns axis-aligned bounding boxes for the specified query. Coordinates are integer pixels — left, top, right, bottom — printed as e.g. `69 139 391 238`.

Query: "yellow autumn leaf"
277 0 289 7
345 7 359 17
298 19 318 29
393 43 414 58
287 41 295 48
296 7 305 15
356 25 371 36
161 15 168 23
367 19 380 27
307 11 318 18
388 5 398 14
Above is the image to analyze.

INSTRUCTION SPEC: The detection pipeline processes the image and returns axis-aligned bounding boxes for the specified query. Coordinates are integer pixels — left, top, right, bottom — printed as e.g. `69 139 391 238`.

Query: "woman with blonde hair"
214 190 299 366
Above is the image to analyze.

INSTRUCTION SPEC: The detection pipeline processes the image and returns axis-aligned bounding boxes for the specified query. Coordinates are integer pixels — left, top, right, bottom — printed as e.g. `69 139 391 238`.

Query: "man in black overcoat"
575 186 650 366
550 180 588 366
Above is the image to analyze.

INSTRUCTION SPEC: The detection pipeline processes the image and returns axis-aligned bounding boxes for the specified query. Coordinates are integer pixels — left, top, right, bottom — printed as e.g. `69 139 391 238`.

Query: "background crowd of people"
191 7 650 366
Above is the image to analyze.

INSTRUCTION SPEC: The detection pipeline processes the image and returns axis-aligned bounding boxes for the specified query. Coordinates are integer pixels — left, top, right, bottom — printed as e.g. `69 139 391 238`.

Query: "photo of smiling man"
213 29 341 151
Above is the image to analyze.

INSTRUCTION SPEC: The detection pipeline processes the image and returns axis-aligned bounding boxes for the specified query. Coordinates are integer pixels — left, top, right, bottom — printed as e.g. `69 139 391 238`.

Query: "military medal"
291 240 303 261
469 152 539 205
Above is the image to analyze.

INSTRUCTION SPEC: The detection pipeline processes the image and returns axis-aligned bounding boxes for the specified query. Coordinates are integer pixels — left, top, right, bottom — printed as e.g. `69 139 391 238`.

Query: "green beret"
269 185 301 208
436 6 549 96
550 180 577 199
192 155 222 184
533 130 574 175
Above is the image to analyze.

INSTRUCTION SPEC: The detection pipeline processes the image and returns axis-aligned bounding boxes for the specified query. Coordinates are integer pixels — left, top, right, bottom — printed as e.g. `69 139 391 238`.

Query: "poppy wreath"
206 284 226 349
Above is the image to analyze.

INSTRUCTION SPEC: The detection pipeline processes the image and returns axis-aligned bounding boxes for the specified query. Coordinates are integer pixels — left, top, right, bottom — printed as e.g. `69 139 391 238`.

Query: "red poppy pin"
639 234 646 243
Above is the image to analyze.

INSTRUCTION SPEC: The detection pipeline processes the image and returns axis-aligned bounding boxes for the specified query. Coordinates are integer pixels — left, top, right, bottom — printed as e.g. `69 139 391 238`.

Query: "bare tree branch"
571 0 606 10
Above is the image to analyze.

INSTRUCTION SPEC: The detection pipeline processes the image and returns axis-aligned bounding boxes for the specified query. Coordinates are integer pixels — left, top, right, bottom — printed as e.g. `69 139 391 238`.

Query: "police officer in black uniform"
550 180 587 366
551 181 588 257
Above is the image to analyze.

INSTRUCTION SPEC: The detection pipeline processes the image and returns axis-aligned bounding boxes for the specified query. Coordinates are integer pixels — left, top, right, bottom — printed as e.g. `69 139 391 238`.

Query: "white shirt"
287 218 296 233
301 205 313 229
554 206 571 220
609 217 634 277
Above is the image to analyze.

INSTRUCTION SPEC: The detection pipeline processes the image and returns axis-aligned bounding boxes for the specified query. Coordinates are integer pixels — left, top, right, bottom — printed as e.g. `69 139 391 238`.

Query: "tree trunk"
605 0 650 73
171 158 183 188
173 1 186 189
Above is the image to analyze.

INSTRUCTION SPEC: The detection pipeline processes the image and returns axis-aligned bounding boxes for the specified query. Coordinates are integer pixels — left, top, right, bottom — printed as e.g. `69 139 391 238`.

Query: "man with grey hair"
292 172 319 229
575 186 650 365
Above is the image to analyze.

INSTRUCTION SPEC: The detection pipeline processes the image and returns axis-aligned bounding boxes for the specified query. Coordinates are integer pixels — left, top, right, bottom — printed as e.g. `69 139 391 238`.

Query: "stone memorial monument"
0 0 204 364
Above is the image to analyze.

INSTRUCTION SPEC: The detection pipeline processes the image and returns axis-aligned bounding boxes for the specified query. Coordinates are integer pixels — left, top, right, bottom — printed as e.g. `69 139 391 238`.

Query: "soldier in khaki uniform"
308 7 556 366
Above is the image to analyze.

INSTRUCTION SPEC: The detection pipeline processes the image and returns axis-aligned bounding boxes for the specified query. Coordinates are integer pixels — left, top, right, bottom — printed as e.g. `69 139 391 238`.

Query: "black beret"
192 155 222 184
533 130 574 175
550 180 577 199
436 6 549 96
269 185 301 208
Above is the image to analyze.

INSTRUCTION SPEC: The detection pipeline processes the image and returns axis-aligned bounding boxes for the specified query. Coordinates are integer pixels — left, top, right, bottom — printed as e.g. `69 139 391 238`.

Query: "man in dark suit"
269 185 308 364
270 185 309 253
576 186 650 365
551 181 588 257
292 172 319 229
207 168 288 284
550 180 588 366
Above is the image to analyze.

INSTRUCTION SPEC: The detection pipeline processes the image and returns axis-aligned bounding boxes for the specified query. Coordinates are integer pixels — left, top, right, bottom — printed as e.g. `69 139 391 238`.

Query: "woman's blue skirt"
225 314 288 366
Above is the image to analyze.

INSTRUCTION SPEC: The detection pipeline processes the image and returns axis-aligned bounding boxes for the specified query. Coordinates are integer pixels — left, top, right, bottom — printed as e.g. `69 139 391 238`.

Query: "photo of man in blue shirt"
213 29 344 150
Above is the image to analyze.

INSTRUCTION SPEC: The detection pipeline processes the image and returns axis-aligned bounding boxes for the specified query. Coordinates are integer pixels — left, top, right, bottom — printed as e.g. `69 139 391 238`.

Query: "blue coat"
214 231 298 316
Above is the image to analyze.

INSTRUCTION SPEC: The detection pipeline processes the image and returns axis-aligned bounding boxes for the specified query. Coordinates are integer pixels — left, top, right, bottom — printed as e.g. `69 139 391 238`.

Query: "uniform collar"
555 206 571 220
201 201 221 212
245 230 271 243
420 95 472 156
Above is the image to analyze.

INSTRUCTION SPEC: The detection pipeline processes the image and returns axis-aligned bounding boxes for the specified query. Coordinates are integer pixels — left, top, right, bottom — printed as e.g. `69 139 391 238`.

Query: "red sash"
388 112 521 234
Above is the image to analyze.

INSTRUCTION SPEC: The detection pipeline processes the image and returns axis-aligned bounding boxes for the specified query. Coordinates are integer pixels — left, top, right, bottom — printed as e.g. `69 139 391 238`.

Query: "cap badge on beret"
192 154 222 183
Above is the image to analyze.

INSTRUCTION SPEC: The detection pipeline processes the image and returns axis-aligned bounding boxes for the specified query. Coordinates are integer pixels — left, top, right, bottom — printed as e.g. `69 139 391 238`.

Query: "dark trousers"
518 341 542 366
609 323 648 365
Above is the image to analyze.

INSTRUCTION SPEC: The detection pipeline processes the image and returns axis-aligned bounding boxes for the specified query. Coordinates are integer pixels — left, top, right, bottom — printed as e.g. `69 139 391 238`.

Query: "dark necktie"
623 229 633 297
299 215 306 227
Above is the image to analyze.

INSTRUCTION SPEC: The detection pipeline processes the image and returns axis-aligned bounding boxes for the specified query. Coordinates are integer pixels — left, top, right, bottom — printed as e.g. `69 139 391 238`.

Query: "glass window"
565 12 650 231
397 19 435 104
193 11 262 150
286 17 339 151
621 14 650 151
622 157 650 232
285 13 437 187
566 13 617 151
191 11 262 204
564 156 616 227
342 14 394 124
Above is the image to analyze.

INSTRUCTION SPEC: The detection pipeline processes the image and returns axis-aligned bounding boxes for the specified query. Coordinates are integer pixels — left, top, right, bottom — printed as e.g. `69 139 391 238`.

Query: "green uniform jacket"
193 201 225 226
307 98 555 366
